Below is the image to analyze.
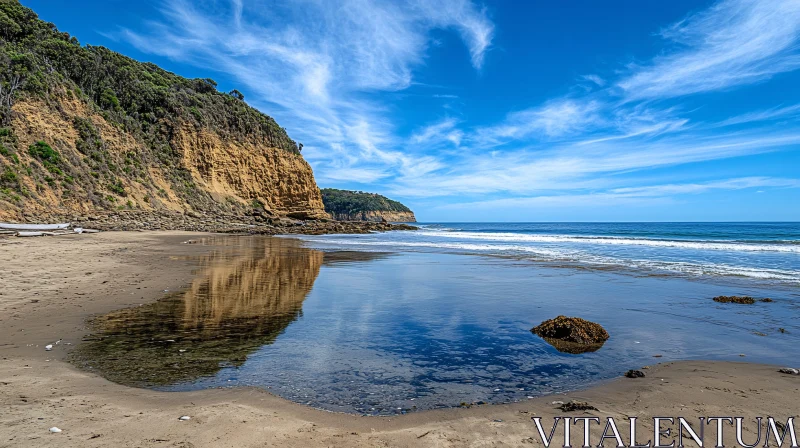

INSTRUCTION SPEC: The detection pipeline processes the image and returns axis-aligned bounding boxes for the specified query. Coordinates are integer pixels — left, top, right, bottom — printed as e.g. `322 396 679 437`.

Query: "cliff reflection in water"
72 238 382 388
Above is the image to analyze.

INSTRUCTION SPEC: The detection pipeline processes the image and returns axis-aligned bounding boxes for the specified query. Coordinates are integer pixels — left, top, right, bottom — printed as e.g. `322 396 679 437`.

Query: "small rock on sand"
178 416 191 421
557 401 598 412
49 427 62 433
625 370 646 378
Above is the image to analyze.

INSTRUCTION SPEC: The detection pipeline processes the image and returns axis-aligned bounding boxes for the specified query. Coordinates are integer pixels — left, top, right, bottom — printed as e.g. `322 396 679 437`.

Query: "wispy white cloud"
118 0 800 216
581 74 605 87
118 0 493 184
440 177 800 209
714 103 800 127
414 0 494 69
618 0 800 99
386 0 800 203
473 98 604 145
388 130 800 197
410 118 463 146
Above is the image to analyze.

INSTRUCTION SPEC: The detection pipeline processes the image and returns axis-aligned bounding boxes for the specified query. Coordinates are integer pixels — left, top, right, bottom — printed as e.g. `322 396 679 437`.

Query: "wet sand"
1 232 798 447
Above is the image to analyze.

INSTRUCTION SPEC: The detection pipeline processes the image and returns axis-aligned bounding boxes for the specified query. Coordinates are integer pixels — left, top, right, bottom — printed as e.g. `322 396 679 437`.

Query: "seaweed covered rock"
531 316 609 354
713 296 756 304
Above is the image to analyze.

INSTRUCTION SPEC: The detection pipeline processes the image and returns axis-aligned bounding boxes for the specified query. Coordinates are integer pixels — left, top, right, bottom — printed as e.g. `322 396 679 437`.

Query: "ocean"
294 222 800 284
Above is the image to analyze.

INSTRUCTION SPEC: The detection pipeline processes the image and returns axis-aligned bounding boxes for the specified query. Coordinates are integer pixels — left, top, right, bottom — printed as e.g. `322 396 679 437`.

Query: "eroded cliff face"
172 124 327 219
328 210 417 223
0 96 328 221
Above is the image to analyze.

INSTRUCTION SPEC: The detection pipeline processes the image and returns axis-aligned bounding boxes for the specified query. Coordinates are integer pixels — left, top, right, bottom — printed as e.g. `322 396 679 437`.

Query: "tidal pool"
72 236 800 415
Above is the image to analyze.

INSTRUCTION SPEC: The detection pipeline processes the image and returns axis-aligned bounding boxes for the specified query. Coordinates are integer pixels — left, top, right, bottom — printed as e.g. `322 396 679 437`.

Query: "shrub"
229 89 244 101
1 167 17 185
108 180 126 196
28 141 60 164
100 88 120 109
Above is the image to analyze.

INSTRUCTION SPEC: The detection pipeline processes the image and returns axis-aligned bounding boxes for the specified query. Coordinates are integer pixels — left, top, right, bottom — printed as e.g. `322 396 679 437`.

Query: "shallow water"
72 234 800 415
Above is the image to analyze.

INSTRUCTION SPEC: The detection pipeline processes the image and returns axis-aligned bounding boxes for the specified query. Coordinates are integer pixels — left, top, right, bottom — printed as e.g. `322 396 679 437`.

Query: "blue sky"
22 0 800 221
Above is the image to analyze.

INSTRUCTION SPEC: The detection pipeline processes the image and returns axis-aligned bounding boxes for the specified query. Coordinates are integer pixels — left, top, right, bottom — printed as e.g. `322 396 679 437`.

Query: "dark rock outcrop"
712 296 756 304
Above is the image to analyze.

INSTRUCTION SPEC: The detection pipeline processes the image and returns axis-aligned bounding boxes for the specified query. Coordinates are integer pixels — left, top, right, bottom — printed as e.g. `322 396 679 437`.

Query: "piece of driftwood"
0 222 71 231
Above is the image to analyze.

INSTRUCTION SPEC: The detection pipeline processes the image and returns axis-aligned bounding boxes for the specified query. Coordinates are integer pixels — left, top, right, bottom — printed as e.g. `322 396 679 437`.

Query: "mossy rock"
531 315 609 353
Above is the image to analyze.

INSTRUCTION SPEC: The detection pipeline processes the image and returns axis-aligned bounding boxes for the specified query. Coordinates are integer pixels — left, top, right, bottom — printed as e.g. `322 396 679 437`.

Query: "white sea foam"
414 231 800 253
300 237 800 282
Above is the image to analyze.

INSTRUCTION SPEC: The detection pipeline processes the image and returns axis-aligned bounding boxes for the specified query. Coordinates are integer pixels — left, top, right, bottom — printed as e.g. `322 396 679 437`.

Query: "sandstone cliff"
0 1 328 222
0 96 327 221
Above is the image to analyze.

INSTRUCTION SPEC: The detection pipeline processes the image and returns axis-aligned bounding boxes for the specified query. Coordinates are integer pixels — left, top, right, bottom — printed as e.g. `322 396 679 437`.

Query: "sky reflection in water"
73 236 800 415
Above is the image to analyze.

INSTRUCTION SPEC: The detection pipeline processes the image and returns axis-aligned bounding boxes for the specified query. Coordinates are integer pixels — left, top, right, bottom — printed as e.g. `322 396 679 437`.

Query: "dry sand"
0 231 798 447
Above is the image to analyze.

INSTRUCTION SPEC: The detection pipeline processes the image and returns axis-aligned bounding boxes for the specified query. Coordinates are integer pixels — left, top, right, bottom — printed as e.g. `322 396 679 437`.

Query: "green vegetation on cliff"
0 0 297 151
0 0 315 218
321 188 412 216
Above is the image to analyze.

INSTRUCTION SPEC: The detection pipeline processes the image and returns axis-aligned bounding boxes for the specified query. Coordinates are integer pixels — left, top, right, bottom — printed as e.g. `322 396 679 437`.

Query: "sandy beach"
1 232 798 447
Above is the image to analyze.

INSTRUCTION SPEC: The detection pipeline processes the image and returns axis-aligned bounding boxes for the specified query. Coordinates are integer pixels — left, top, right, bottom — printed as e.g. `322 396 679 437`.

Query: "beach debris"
712 295 757 304
0 222 70 231
625 370 646 378
779 368 799 375
653 354 663 358
557 401 598 412
551 400 564 405
761 298 774 302
531 316 609 354
417 430 432 439
178 415 191 421
45 344 53 351
753 331 767 337
49 427 62 433
1 222 100 237
17 231 47 237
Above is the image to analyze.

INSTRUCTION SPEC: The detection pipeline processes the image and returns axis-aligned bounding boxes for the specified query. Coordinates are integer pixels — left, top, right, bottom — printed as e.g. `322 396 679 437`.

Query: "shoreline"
3 210 417 235
1 231 798 447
